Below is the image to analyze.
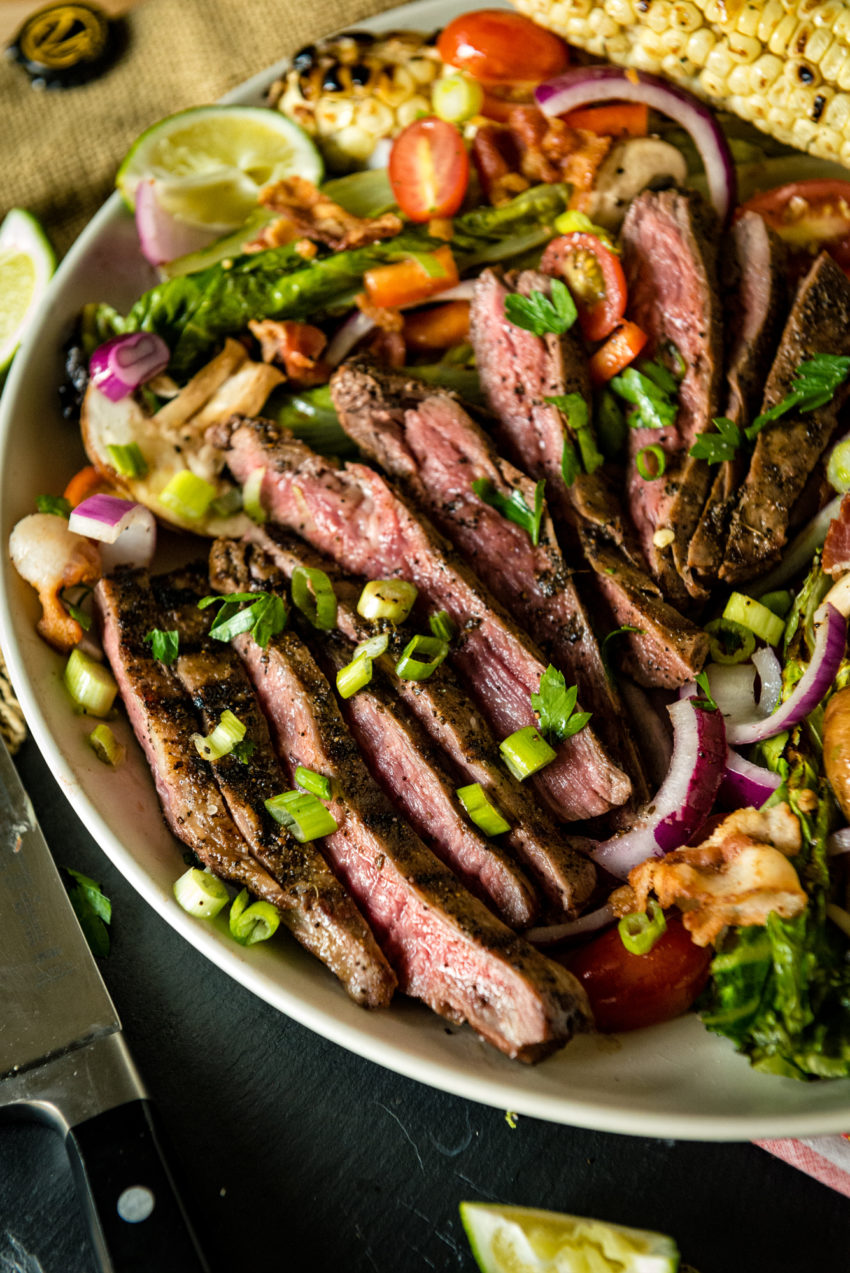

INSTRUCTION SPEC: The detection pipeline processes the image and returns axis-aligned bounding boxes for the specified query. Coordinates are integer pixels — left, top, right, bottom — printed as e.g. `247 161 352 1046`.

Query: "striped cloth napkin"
756 1135 850 1198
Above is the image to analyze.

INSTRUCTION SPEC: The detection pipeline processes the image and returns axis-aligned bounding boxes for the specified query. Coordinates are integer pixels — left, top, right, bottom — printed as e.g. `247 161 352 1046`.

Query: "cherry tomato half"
588 321 647 386
542 233 627 343
437 9 569 85
388 117 470 223
565 914 712 1033
739 179 850 276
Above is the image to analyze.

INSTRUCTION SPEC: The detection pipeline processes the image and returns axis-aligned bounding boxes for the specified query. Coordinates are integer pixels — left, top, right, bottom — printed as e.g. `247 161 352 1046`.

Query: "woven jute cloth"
2 0 402 256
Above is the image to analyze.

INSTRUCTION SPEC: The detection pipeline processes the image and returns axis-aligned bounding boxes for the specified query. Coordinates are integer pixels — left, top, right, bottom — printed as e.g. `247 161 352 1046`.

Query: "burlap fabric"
1 0 401 257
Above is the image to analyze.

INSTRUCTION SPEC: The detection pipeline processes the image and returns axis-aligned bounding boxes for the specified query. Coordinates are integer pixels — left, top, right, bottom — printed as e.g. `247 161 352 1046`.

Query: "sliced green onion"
353 633 389 661
456 783 511 836
265 790 338 841
336 654 372 699
432 72 484 122
228 888 281 945
760 590 793 619
88 722 124 767
356 578 418 623
429 609 457 642
498 725 557 781
618 900 667 955
704 618 756 666
64 648 118 717
828 436 850 493
395 634 449 681
291 566 337 630
173 867 229 919
241 467 266 524
159 470 217 520
106 442 148 478
192 709 246 760
295 765 332 800
723 591 785 646
636 444 667 480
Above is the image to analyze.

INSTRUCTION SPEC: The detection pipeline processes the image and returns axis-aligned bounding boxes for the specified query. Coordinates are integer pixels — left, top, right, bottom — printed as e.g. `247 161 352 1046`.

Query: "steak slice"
210 530 597 917
469 266 708 688
688 213 787 585
620 189 723 601
96 568 394 1007
206 535 538 928
231 621 593 1061
213 416 631 821
329 358 643 796
721 251 850 583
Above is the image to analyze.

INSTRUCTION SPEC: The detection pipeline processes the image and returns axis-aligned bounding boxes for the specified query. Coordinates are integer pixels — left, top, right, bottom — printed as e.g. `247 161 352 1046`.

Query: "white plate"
3 0 850 1142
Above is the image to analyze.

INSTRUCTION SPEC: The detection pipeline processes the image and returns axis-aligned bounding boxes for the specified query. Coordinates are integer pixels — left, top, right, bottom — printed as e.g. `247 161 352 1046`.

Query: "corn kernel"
631 44 665 72
813 124 843 156
825 89 850 127
670 1 702 32
589 7 620 36
700 67 731 96
757 0 786 44
821 39 849 84
840 137 850 164
686 27 716 63
353 97 395 136
315 97 355 131
839 57 850 89
660 27 689 55
408 57 438 86
396 95 431 128
603 0 637 24
662 52 696 78
835 8 850 41
750 52 785 91
769 13 799 57
727 32 762 62
727 63 753 94
603 33 635 59
706 40 736 78
645 0 672 33
375 66 414 109
735 3 762 38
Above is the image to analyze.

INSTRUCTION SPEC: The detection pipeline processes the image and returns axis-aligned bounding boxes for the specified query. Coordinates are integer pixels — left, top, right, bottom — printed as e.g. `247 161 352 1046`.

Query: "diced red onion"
89 332 170 402
325 310 378 367
535 66 737 223
590 698 727 879
726 603 847 745
752 645 782 716
135 179 220 268
718 749 782 810
69 494 156 569
525 902 616 946
827 827 850 856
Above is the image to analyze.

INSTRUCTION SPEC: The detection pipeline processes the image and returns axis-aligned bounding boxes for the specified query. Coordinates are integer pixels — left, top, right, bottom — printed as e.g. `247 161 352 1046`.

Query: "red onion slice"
90 333 170 402
325 310 378 368
535 66 736 223
752 646 782 716
726 603 847 746
135 179 219 268
718 749 782 810
590 698 727 880
525 903 616 946
69 494 156 569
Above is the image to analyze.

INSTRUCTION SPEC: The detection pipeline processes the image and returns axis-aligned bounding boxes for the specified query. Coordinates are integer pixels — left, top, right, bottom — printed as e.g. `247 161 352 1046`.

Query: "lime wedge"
460 1203 680 1273
0 209 56 375
116 105 324 234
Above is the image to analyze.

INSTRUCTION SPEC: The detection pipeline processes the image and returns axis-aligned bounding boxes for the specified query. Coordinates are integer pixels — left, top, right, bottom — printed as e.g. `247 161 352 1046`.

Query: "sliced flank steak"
469 266 709 688
721 251 850 584
209 531 597 918
211 416 631 822
96 567 394 1008
619 188 723 601
229 619 593 1061
688 212 788 585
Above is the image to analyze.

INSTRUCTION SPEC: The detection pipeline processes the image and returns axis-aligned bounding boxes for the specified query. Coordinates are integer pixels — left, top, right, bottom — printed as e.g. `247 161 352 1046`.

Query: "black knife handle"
66 1098 210 1272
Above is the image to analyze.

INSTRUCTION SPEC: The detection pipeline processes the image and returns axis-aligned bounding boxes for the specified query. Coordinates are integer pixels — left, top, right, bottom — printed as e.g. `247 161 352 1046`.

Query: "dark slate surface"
2 739 849 1272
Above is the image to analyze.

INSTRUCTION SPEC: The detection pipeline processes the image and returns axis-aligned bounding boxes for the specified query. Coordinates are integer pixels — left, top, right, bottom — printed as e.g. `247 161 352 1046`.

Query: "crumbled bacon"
621 804 807 947
471 125 529 206
471 110 612 209
257 177 403 251
248 319 329 386
823 491 850 576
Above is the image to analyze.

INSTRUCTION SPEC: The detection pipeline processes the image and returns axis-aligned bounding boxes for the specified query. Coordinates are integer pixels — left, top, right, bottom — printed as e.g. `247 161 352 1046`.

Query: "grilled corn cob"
267 30 444 171
512 0 850 166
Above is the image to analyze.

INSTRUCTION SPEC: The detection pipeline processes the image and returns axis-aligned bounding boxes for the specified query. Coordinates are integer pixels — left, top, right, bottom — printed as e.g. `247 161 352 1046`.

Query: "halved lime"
116 105 324 234
460 1202 680 1273
0 209 56 376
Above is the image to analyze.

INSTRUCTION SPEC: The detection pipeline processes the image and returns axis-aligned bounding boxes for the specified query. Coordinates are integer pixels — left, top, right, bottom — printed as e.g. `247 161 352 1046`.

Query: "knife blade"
0 737 209 1272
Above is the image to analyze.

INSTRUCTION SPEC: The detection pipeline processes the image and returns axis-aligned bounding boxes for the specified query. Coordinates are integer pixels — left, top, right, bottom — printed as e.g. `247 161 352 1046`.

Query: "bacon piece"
823 492 850 576
248 319 329 385
257 176 403 250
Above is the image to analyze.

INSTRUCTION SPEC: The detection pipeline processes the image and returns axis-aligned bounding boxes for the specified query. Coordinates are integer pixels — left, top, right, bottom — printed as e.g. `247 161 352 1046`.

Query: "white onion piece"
525 903 616 946
704 663 758 719
401 279 477 306
590 698 727 879
718 749 782 810
752 645 782 716
726 603 847 745
535 66 736 222
824 572 850 618
366 138 393 171
827 827 850 856
752 496 843 596
325 310 378 367
69 494 156 569
135 178 219 267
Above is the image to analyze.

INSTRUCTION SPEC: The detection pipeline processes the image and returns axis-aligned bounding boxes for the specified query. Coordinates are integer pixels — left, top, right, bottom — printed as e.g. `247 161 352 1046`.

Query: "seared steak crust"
213 416 630 821
233 624 593 1061
209 530 598 917
620 189 723 601
97 568 395 1007
688 213 787 585
722 251 850 583
469 267 708 688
